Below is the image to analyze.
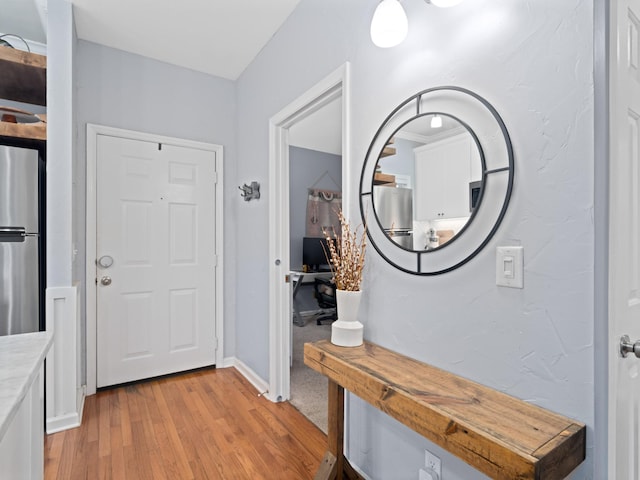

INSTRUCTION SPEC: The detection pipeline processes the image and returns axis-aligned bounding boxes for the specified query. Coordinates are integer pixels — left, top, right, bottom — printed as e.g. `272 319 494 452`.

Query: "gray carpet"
290 289 332 433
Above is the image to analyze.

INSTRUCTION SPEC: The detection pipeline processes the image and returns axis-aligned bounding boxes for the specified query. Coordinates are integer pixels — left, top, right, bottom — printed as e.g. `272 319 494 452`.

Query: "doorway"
268 63 351 407
85 125 225 395
288 99 343 431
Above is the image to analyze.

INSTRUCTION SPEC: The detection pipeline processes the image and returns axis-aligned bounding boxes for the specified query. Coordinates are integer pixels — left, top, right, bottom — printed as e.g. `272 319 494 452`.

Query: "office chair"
313 277 336 325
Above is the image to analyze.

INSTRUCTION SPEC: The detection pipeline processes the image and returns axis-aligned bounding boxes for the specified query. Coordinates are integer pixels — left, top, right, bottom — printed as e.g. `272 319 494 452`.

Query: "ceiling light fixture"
430 115 443 128
371 0 464 48
370 0 409 48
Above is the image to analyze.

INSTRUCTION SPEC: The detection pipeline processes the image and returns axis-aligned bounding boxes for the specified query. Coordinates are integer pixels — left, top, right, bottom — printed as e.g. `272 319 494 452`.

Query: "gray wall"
236 0 597 478
74 41 239 376
289 146 342 270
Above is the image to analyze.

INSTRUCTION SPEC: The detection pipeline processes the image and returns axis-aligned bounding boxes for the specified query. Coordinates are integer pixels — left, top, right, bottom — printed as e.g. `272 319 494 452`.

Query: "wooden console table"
304 340 585 480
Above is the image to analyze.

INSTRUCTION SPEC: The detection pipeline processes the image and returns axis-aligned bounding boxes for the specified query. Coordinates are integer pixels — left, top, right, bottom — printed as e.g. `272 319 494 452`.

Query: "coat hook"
239 181 260 201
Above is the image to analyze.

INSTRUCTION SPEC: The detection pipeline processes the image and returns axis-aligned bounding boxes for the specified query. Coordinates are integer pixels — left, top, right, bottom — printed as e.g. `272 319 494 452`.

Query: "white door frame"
85 124 225 395
268 63 351 402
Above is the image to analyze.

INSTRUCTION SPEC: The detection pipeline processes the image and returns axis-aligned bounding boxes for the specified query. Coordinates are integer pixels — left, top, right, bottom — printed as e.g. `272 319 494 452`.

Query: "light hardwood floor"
44 368 327 479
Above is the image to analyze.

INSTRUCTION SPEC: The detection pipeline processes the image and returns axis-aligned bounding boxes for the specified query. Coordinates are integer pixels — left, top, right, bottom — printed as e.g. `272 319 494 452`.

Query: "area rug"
290 320 332 433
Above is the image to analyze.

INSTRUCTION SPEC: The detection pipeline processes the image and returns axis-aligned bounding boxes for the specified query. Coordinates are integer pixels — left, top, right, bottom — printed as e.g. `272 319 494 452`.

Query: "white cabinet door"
96 135 217 387
414 134 472 221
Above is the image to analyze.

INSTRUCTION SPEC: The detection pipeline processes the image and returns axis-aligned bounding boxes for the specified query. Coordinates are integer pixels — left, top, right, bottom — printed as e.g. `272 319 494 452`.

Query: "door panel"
96 135 216 387
610 0 640 477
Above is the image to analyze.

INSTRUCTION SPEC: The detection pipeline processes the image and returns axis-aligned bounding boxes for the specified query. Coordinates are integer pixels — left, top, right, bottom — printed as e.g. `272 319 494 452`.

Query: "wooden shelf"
373 172 396 185
305 340 585 480
0 118 46 142
0 46 47 106
379 145 396 158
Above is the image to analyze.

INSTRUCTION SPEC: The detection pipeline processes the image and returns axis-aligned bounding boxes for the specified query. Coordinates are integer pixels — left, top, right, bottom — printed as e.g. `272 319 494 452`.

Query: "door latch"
620 335 640 358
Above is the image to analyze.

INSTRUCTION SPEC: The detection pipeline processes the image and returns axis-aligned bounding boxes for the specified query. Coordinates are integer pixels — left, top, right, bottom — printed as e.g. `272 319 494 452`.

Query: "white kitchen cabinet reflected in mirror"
373 114 482 252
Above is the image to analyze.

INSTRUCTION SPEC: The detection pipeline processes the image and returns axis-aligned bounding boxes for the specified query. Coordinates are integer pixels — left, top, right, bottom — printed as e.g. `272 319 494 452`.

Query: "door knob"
620 335 640 358
100 276 112 286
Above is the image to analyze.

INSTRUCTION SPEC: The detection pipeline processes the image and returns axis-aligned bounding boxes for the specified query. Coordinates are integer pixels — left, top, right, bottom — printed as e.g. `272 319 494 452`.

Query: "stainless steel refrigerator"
373 186 413 249
0 144 42 335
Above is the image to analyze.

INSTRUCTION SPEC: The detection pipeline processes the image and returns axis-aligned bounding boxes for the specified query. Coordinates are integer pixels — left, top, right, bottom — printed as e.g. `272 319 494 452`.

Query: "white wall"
46 0 75 289
236 0 596 478
74 41 238 379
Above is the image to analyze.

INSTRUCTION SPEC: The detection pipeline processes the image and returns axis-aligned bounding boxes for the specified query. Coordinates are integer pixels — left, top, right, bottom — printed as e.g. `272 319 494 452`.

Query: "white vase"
331 289 363 347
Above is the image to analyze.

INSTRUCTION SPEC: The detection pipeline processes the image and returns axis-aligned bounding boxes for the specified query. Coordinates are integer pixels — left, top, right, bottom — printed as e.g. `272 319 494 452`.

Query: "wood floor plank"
45 367 328 479
44 428 64 480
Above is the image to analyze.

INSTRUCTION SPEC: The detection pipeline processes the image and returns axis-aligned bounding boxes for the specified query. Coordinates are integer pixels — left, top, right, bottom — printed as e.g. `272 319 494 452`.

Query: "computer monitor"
302 237 331 272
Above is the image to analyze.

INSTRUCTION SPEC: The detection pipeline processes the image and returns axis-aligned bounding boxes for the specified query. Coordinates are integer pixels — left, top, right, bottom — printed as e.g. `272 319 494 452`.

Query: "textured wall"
236 0 596 478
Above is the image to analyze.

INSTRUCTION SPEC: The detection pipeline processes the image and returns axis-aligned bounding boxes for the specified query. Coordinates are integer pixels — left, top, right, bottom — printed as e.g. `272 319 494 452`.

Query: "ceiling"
70 0 301 80
0 0 341 155
1 0 301 80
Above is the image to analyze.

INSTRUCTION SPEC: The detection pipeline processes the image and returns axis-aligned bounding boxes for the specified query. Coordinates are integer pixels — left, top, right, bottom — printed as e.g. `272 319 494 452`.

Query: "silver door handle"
620 335 640 358
100 276 112 286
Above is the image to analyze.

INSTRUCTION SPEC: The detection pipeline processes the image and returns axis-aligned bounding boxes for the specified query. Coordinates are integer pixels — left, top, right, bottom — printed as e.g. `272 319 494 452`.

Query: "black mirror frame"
359 86 514 275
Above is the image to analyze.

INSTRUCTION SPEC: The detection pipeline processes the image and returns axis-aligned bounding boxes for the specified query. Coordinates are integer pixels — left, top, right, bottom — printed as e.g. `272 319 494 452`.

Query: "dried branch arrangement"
322 211 367 291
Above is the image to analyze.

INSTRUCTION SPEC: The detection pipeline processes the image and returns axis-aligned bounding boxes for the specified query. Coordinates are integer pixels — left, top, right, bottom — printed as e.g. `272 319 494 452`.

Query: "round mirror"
359 87 514 275
372 113 484 252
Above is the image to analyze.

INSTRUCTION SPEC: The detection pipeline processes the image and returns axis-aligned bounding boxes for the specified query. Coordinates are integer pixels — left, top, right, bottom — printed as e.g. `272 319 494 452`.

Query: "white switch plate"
496 246 524 288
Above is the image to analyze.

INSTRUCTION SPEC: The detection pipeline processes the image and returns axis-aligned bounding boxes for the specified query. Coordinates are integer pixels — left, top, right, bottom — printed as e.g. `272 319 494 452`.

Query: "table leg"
328 380 344 476
314 380 363 480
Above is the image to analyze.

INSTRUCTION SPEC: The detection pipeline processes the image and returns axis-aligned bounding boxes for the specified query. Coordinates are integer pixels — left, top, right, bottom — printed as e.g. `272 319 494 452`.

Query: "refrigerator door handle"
0 226 26 242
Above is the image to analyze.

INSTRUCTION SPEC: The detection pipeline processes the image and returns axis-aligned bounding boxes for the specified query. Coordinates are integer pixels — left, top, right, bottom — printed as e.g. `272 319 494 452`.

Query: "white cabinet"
414 133 478 221
0 333 52 480
0 366 44 479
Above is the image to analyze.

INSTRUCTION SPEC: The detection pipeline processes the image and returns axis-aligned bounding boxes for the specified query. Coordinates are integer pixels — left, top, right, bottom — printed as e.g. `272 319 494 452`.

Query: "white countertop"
0 331 53 440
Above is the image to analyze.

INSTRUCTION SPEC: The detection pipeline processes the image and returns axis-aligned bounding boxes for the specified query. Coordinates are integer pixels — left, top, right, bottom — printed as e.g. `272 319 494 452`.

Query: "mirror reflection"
372 114 483 251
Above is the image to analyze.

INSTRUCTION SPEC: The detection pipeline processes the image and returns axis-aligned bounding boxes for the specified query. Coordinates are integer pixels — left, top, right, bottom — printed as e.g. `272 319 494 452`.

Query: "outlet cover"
425 450 441 477
419 468 439 480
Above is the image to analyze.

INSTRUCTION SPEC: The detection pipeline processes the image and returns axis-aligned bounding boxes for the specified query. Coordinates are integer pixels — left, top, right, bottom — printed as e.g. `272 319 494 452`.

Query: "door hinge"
285 274 291 283
213 255 218 267
95 278 98 285
213 172 218 183
214 337 218 351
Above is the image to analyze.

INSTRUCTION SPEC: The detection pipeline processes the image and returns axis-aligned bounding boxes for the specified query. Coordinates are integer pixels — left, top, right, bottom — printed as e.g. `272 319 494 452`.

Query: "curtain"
305 188 342 238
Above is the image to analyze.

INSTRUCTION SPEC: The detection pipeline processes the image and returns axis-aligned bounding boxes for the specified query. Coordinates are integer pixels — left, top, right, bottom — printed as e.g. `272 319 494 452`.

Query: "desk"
304 340 585 480
290 270 333 326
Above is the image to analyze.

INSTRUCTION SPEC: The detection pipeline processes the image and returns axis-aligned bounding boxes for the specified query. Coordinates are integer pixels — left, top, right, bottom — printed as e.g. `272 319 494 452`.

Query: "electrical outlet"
425 449 441 477
419 468 439 480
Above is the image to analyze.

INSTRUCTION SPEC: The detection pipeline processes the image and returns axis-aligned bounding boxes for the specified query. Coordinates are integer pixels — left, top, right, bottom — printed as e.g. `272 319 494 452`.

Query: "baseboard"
221 356 236 368
223 356 269 397
76 385 86 423
45 386 85 434
46 412 81 434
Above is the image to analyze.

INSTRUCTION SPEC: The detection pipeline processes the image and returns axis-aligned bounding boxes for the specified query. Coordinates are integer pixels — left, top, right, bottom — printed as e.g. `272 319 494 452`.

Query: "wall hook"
239 181 260 201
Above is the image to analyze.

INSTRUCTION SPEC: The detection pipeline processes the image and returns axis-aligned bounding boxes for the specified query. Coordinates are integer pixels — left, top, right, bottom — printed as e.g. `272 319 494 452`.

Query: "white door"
610 0 640 477
96 135 217 387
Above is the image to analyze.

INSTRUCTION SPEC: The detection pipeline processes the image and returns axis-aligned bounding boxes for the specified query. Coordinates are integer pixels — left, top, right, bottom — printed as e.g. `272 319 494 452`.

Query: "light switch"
496 246 523 288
